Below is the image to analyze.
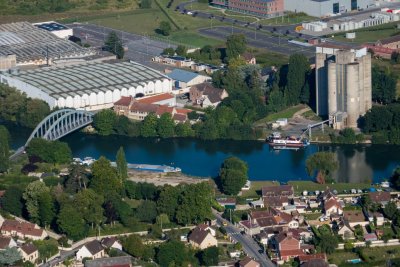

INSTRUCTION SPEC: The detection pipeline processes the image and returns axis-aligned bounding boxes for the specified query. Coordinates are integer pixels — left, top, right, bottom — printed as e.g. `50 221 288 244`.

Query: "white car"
187 11 193 15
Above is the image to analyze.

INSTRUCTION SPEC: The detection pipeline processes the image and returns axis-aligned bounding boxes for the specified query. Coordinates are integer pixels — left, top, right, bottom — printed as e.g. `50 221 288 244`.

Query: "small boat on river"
267 132 309 149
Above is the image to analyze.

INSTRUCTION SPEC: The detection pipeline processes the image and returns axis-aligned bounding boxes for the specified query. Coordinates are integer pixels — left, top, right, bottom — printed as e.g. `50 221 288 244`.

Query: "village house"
241 52 257 65
273 231 303 262
101 237 123 251
18 243 39 263
197 224 217 237
76 240 105 260
0 236 17 250
264 196 290 210
262 185 294 198
239 256 260 267
369 191 391 207
85 256 132 267
364 233 378 242
152 55 194 68
189 83 228 108
188 226 218 249
1 219 47 240
336 221 354 240
167 69 211 89
324 197 343 217
297 254 327 266
343 210 369 228
368 212 385 226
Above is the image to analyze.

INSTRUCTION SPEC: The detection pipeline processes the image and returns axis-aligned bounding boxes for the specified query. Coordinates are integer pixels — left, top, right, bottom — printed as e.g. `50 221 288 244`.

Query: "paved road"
213 210 276 267
68 23 175 71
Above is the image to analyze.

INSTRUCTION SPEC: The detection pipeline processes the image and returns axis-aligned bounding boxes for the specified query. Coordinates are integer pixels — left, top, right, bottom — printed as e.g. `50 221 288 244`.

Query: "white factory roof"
3 61 170 99
0 21 94 63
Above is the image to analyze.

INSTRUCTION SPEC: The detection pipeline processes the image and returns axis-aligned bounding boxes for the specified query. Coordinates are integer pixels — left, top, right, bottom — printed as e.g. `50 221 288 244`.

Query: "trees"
65 164 88 193
26 138 71 164
104 31 124 59
157 185 180 220
156 240 192 267
93 109 117 135
38 191 55 228
175 45 187 57
57 204 87 241
391 51 400 64
226 34 246 60
122 235 145 258
305 152 338 184
116 146 128 180
23 181 50 223
175 122 195 137
74 189 104 228
140 0 152 8
90 156 122 196
135 200 157 223
141 113 158 137
1 186 24 216
0 247 21 266
157 113 175 138
371 66 397 104
219 157 248 195
18 99 50 128
162 47 175 56
0 125 10 173
384 201 397 220
200 246 219 266
286 54 310 106
159 21 172 36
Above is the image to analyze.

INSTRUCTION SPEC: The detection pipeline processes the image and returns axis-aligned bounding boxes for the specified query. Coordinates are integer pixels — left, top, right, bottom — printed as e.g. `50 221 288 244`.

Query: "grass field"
255 105 306 125
288 181 375 195
253 50 289 67
241 180 279 197
328 246 400 266
332 22 400 43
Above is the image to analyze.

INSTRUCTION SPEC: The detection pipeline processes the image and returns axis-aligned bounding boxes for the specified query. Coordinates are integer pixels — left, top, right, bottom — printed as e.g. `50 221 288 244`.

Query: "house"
1 219 47 240
369 191 391 207
337 221 354 240
76 240 105 260
0 236 17 250
369 212 385 226
197 224 216 237
101 237 122 251
274 231 303 262
167 69 211 89
85 256 132 267
364 233 378 242
297 254 327 265
264 196 290 210
18 243 39 263
241 52 257 65
137 93 176 106
188 226 218 249
343 210 368 228
239 256 260 267
262 185 294 198
189 83 228 108
216 198 236 209
324 198 343 216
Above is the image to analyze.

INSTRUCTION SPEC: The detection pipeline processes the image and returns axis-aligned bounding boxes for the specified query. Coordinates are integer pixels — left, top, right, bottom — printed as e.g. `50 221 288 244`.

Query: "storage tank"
327 61 337 115
345 63 360 128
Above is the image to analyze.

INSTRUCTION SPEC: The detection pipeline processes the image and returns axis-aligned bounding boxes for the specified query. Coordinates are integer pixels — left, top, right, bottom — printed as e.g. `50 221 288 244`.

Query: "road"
68 23 175 71
213 210 276 267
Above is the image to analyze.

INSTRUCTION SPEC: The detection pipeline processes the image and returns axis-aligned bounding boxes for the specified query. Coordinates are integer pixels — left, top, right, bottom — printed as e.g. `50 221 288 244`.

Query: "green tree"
200 246 219 266
90 156 122 196
159 21 172 36
140 0 152 8
19 99 50 128
116 146 128 180
157 240 192 267
318 233 338 254
104 31 124 59
391 51 400 64
65 164 89 193
175 122 195 137
0 125 10 173
219 157 248 195
74 189 105 228
0 247 21 266
26 138 71 164
93 109 117 135
306 152 338 184
23 181 50 223
0 84 27 123
360 194 371 210
141 113 158 137
57 204 87 240
226 34 246 60
38 191 55 228
122 235 145 258
163 47 175 56
157 185 180 220
34 239 59 262
157 113 175 138
372 66 397 104
286 54 310 106
175 45 187 57
1 186 24 216
384 201 397 220
135 200 157 223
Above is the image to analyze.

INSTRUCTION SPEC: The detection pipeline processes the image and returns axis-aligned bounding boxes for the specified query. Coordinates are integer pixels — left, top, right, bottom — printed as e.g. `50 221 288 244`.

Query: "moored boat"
267 132 309 149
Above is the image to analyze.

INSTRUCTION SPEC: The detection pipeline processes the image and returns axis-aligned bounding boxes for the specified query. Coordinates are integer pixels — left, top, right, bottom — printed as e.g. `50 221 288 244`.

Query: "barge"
267 132 309 149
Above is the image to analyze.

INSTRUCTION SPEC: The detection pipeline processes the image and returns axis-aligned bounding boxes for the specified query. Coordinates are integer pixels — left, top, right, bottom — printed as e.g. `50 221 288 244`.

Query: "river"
6 124 400 183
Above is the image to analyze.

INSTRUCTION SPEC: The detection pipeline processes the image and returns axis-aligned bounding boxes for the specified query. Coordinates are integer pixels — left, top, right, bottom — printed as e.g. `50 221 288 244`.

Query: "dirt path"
127 170 210 186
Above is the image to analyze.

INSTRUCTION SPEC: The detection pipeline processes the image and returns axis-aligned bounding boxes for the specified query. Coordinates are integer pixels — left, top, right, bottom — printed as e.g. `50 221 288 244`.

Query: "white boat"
267 132 309 149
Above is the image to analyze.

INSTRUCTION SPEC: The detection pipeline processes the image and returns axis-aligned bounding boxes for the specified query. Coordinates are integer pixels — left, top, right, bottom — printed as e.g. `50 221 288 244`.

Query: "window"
333 3 339 13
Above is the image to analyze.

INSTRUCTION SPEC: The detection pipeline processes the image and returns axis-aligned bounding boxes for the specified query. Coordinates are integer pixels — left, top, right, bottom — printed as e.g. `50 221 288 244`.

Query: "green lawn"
258 13 316 26
331 22 400 44
255 105 306 125
328 246 400 266
252 50 289 67
241 180 279 197
288 181 374 195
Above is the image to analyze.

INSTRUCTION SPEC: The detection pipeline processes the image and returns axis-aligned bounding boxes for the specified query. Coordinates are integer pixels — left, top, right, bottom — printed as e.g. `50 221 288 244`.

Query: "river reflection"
4 122 400 183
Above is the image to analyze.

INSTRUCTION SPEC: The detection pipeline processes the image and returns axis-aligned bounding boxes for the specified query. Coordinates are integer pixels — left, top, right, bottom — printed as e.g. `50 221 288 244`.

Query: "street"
213 210 276 267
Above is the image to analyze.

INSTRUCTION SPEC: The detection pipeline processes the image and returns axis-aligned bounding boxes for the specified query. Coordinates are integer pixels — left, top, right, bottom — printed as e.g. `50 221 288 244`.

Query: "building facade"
212 0 284 17
316 47 372 129
284 0 374 17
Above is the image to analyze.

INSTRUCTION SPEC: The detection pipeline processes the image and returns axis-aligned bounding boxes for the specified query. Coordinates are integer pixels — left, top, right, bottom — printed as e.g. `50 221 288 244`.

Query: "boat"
126 163 181 173
267 132 309 149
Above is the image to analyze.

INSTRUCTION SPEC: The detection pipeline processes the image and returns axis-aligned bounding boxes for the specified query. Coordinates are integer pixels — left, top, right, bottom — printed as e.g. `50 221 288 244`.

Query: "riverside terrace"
0 22 96 66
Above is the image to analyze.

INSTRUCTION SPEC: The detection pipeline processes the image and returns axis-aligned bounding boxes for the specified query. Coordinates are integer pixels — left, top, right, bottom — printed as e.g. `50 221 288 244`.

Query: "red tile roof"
324 198 341 211
173 113 187 122
20 243 37 255
156 105 174 116
262 185 294 197
129 102 158 113
114 96 133 106
239 256 260 267
1 220 44 237
279 249 304 257
369 191 391 203
0 236 12 249
175 108 192 114
298 253 326 262
137 93 175 104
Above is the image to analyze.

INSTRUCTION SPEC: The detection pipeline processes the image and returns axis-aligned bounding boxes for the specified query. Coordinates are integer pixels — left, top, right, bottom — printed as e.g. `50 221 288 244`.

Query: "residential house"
76 240 105 260
197 224 216 237
101 237 122 251
239 257 260 267
318 189 336 202
137 93 176 106
300 258 329 267
273 231 303 262
364 233 378 242
152 56 194 68
167 69 211 89
188 226 218 249
113 96 133 116
241 52 257 65
297 254 327 265
189 83 228 108
343 210 368 228
369 191 391 207
262 185 294 198
264 196 290 210
337 221 354 240
368 212 385 226
0 236 17 250
85 256 132 267
1 219 47 240
18 243 38 263
324 198 343 217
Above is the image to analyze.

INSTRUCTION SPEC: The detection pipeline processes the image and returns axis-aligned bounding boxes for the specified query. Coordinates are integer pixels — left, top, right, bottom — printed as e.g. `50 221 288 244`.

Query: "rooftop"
137 93 175 104
262 185 294 197
188 227 210 245
167 69 200 83
34 22 69 32
84 240 104 255
20 243 37 255
85 256 131 267
3 61 168 99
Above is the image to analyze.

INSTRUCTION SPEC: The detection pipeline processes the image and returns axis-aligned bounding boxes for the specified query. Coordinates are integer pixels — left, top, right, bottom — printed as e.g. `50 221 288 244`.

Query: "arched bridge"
11 109 94 160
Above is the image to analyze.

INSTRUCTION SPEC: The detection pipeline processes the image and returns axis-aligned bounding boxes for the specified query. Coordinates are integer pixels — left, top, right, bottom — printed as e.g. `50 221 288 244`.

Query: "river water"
7 123 400 183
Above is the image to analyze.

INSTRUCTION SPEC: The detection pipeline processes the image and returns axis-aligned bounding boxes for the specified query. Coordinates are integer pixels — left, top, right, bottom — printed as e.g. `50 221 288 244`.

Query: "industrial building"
212 0 284 17
284 0 374 17
316 46 372 129
0 22 95 66
0 61 172 110
33 21 73 39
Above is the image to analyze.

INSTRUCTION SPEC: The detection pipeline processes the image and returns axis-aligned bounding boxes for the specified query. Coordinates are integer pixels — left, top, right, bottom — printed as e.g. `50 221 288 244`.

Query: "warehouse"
33 21 73 39
0 21 95 66
0 61 172 110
